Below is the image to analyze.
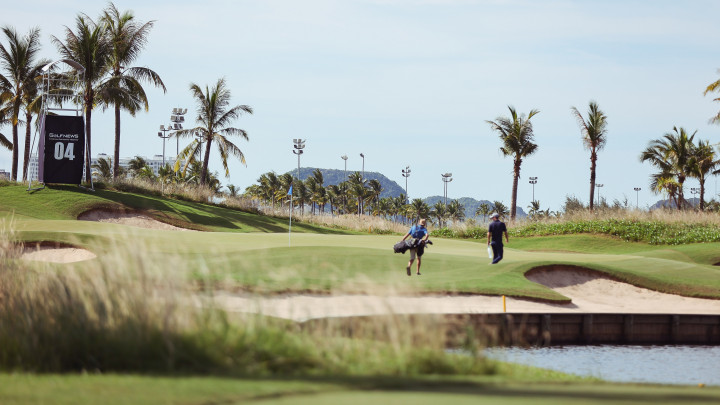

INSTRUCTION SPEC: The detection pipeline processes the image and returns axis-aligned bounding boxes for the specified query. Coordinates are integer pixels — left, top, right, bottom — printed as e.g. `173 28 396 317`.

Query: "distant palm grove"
3 4 720 219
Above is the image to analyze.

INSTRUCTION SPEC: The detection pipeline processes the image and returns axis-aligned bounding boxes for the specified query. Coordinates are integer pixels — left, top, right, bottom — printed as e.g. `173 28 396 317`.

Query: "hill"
291 167 406 199
423 195 527 218
650 197 700 210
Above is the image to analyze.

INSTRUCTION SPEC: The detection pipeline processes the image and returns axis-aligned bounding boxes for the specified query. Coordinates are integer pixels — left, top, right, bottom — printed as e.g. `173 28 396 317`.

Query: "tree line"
486 94 720 219
0 3 252 187
245 168 469 226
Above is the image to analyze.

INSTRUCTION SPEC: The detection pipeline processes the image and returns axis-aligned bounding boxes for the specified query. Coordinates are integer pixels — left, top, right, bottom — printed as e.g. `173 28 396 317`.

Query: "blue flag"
288 185 293 195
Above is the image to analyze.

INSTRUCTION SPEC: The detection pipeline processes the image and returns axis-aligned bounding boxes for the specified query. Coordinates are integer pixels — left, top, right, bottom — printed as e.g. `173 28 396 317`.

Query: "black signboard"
42 115 85 184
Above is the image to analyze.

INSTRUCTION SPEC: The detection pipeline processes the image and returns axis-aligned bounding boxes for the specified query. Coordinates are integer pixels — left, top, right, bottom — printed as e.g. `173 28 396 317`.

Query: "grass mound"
0 184 346 234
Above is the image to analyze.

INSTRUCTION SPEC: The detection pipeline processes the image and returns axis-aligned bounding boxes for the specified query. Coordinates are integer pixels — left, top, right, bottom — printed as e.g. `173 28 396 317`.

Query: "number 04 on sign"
40 115 85 185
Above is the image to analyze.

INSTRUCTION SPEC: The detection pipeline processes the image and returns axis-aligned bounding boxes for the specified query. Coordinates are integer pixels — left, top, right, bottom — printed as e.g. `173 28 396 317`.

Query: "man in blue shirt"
487 213 509 264
401 218 429 275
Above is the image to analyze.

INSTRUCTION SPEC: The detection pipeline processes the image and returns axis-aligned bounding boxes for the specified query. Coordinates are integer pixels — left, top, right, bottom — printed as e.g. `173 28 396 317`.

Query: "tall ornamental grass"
0 221 492 376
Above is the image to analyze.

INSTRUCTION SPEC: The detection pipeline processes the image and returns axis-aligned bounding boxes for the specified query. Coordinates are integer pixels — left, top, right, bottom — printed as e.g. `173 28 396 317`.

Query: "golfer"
487 213 508 264
401 218 430 276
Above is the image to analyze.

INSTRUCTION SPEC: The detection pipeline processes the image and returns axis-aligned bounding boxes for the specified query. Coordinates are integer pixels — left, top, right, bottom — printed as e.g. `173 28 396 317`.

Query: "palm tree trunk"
589 149 597 211
84 101 93 184
201 137 212 185
700 181 706 211
10 99 20 181
510 157 521 220
677 176 685 210
113 104 121 179
22 113 33 182
10 120 19 181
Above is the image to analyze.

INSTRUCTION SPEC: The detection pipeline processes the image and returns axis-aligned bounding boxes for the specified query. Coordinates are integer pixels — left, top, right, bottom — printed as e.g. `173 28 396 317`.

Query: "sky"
2 0 720 212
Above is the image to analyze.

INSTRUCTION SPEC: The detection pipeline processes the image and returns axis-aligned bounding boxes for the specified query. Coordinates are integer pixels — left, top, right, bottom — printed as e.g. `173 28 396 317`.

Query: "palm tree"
367 179 383 212
376 197 394 219
0 26 44 181
527 200 541 217
650 171 679 209
226 184 239 197
293 181 310 215
306 169 325 214
640 126 695 210
174 78 252 185
127 155 148 177
101 3 166 179
91 156 113 180
431 201 447 227
347 172 366 216
689 140 720 210
0 108 11 150
337 181 350 214
571 101 608 211
278 173 293 208
20 74 45 182
704 70 720 124
487 106 540 220
326 184 341 216
407 198 430 223
53 14 112 183
448 199 465 223
475 202 491 222
135 165 156 182
393 194 407 223
258 172 280 207
492 200 509 218
157 164 175 184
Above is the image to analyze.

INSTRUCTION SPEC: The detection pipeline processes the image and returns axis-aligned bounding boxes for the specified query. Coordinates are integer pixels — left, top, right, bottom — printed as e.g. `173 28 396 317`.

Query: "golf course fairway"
2 185 720 404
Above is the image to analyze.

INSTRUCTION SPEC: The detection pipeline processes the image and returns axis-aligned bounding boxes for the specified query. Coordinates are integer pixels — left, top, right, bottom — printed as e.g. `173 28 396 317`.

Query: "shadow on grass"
102 374 720 403
284 375 719 403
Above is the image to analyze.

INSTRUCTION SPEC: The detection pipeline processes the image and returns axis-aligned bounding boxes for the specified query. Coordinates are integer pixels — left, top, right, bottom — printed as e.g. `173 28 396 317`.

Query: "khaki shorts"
409 248 418 260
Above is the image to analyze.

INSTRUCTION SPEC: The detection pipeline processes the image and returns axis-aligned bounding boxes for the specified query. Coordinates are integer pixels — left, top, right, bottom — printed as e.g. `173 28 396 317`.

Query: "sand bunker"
213 268 720 321
78 210 189 231
20 245 96 263
526 267 720 314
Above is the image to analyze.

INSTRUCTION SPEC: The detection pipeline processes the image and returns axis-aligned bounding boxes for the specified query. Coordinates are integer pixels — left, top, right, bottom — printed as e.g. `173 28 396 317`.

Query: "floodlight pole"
157 125 172 167
596 184 604 206
341 155 348 180
529 176 538 202
634 187 641 209
170 107 187 157
402 166 411 204
360 153 365 179
290 139 306 246
341 154 348 214
691 187 700 209
441 173 453 207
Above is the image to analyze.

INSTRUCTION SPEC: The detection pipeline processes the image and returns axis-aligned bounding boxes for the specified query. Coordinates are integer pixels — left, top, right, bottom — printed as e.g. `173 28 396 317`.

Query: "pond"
484 345 720 386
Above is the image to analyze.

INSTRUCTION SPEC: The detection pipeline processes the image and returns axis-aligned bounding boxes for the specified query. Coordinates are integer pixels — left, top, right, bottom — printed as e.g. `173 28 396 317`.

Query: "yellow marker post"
503 295 506 312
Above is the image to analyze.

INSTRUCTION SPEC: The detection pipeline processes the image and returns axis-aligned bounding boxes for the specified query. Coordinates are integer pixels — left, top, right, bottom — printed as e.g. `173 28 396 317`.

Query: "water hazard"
484 345 720 386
